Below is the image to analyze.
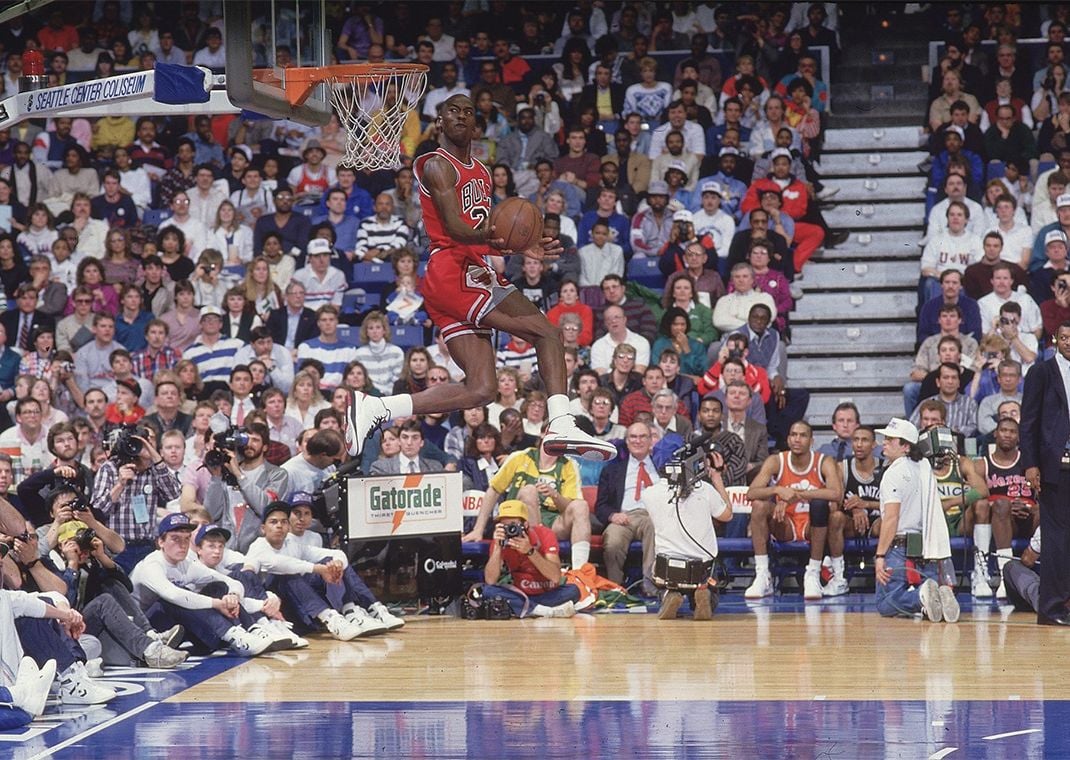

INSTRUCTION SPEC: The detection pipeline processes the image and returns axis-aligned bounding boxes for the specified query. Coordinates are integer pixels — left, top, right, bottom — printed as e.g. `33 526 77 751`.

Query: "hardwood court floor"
171 607 1069 705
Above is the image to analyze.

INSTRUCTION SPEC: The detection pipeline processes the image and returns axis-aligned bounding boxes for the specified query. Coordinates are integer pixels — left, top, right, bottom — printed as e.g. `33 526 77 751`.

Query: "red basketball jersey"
413 148 492 259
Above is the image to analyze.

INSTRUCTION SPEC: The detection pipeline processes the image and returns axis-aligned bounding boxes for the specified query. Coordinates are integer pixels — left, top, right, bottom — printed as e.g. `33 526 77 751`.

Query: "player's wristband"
874 554 886 560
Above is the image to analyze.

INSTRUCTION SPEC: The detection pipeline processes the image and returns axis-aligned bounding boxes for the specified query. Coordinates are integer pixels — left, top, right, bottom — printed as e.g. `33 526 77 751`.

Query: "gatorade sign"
348 472 464 539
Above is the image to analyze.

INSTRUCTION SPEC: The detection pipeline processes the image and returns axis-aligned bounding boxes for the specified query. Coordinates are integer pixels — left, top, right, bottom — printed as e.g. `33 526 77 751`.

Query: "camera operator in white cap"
873 418 957 623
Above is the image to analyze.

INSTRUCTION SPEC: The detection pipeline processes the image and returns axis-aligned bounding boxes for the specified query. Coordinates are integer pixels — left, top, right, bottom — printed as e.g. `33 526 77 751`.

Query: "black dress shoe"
1037 615 1070 626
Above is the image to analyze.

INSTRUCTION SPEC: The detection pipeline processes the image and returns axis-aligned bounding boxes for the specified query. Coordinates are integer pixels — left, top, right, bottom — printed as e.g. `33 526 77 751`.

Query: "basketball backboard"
224 0 333 126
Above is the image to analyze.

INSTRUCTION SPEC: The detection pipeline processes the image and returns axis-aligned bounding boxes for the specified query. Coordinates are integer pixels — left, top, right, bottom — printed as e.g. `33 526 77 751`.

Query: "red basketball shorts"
422 250 517 342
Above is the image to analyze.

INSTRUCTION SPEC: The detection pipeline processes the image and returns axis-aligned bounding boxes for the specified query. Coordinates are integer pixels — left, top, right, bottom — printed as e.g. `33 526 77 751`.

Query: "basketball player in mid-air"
344 94 617 463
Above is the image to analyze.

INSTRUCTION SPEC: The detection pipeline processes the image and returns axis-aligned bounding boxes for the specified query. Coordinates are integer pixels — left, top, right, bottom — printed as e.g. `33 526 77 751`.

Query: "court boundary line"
25 701 158 760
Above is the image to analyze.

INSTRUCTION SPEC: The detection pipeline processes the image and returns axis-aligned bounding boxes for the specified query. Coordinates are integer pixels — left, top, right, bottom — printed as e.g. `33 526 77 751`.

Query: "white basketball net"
326 67 428 171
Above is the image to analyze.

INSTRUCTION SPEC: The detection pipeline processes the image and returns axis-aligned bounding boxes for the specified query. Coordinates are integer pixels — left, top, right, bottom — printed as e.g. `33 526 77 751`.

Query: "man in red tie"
229 365 256 426
595 421 661 595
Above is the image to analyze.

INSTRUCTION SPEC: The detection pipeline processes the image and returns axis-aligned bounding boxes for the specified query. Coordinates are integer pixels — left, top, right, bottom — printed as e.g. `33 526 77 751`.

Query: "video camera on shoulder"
665 433 722 498
104 424 144 465
916 425 962 467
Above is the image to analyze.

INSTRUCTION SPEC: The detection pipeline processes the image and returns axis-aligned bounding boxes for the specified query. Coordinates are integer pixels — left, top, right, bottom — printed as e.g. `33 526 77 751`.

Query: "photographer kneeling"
203 421 290 553
481 500 580 618
646 441 734 620
874 419 958 623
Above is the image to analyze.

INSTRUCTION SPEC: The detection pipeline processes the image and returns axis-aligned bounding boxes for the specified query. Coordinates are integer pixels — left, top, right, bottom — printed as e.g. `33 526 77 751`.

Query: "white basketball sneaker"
745 570 774 599
803 569 823 600
919 579 943 622
344 391 390 457
542 414 619 462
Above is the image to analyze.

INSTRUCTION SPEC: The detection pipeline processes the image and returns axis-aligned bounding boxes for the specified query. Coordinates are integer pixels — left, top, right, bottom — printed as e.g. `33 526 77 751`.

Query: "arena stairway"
796 9 933 448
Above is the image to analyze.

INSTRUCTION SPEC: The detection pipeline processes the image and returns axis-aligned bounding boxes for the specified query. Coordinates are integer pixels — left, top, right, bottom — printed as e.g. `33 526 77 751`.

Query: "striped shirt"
354 340 404 394
91 459 182 542
296 338 360 390
185 337 245 384
355 214 411 260
291 267 347 309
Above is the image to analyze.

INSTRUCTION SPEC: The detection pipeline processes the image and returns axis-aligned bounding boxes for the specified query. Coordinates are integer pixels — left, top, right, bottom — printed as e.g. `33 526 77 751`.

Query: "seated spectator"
463 430 592 573
90 170 139 230
927 173 985 240
1030 168 1068 237
598 344 642 406
965 231 1029 299
928 69 982 135
623 57 673 128
353 311 403 395
985 104 1037 169
990 301 1039 371
618 366 687 427
906 304 980 413
931 125 984 195
1030 230 1070 303
920 201 984 303
578 187 631 253
965 334 1015 402
918 270 984 343
354 193 410 263
981 192 1031 267
744 238 791 333
610 126 652 197
1040 270 1070 342
916 335 977 404
979 262 1043 337
591 304 651 374
690 181 737 260
744 420 842 600
546 280 594 346
114 284 153 352
659 274 716 347
742 149 827 270
909 363 979 438
713 263 777 336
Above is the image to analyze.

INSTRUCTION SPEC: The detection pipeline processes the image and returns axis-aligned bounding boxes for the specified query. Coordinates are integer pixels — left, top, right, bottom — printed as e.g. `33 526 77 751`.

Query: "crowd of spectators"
0 1 1057 708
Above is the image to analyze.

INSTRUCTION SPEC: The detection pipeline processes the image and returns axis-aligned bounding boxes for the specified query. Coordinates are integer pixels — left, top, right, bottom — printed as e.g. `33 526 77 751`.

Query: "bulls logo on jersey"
460 178 491 225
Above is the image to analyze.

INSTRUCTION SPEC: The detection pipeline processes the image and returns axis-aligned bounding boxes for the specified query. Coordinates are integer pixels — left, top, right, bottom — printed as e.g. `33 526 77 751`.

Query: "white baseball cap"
770 147 792 161
946 125 965 139
1046 229 1069 246
672 209 693 222
700 180 725 196
307 238 332 256
1057 193 1070 209
875 418 919 444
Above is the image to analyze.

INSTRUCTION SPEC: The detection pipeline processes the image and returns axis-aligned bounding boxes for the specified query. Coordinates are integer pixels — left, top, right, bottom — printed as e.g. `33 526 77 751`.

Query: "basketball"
489 197 543 253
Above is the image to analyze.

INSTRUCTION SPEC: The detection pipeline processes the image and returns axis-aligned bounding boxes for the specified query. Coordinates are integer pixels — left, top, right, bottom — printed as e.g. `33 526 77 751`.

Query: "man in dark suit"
369 420 446 475
1 283 55 352
1020 320 1070 625
722 381 769 482
595 421 659 595
266 281 319 356
578 64 626 132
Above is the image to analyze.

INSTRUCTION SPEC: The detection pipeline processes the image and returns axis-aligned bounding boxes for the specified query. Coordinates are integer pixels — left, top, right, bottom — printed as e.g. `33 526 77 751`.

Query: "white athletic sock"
381 394 413 421
831 556 845 578
973 524 992 565
547 394 571 420
996 547 1013 571
571 540 590 568
806 558 821 574
754 554 770 573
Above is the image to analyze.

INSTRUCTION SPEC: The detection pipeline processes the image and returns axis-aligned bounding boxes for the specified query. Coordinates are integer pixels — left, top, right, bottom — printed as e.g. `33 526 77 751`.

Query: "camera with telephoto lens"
203 426 251 469
500 521 526 546
665 434 713 498
105 425 144 464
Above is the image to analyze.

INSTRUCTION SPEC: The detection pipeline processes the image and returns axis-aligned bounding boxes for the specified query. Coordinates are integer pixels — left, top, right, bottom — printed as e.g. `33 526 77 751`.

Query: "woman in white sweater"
353 311 404 395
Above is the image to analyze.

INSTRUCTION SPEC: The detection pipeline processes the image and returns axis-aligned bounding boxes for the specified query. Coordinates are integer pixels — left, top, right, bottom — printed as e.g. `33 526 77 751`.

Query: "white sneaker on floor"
344 605 389 636
58 663 116 705
369 602 405 630
971 570 993 598
996 579 1007 599
939 585 960 623
541 601 577 618
745 570 774 599
542 414 619 461
250 620 296 652
143 640 188 669
803 570 823 600
83 657 104 678
148 624 184 648
822 577 850 597
11 657 55 717
324 611 364 641
919 579 943 622
344 391 389 457
269 619 309 648
223 626 273 657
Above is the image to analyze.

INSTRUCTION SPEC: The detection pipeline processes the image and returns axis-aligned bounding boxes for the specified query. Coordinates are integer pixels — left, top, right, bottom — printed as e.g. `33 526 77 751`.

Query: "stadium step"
804 392 909 427
818 230 923 260
797 261 919 290
788 323 916 355
822 126 925 153
822 202 925 230
792 291 917 321
789 357 914 390
816 176 927 202
814 150 929 177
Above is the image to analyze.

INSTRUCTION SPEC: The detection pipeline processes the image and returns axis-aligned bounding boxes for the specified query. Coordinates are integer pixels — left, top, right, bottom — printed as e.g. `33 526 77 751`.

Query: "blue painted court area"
10 699 1059 759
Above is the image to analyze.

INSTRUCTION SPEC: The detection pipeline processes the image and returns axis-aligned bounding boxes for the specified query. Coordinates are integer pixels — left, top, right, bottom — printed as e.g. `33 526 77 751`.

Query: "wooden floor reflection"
169 607 1067 705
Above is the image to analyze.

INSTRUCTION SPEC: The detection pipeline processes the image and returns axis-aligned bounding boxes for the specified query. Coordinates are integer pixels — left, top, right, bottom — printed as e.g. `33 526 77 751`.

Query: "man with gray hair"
651 387 693 439
713 263 777 334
